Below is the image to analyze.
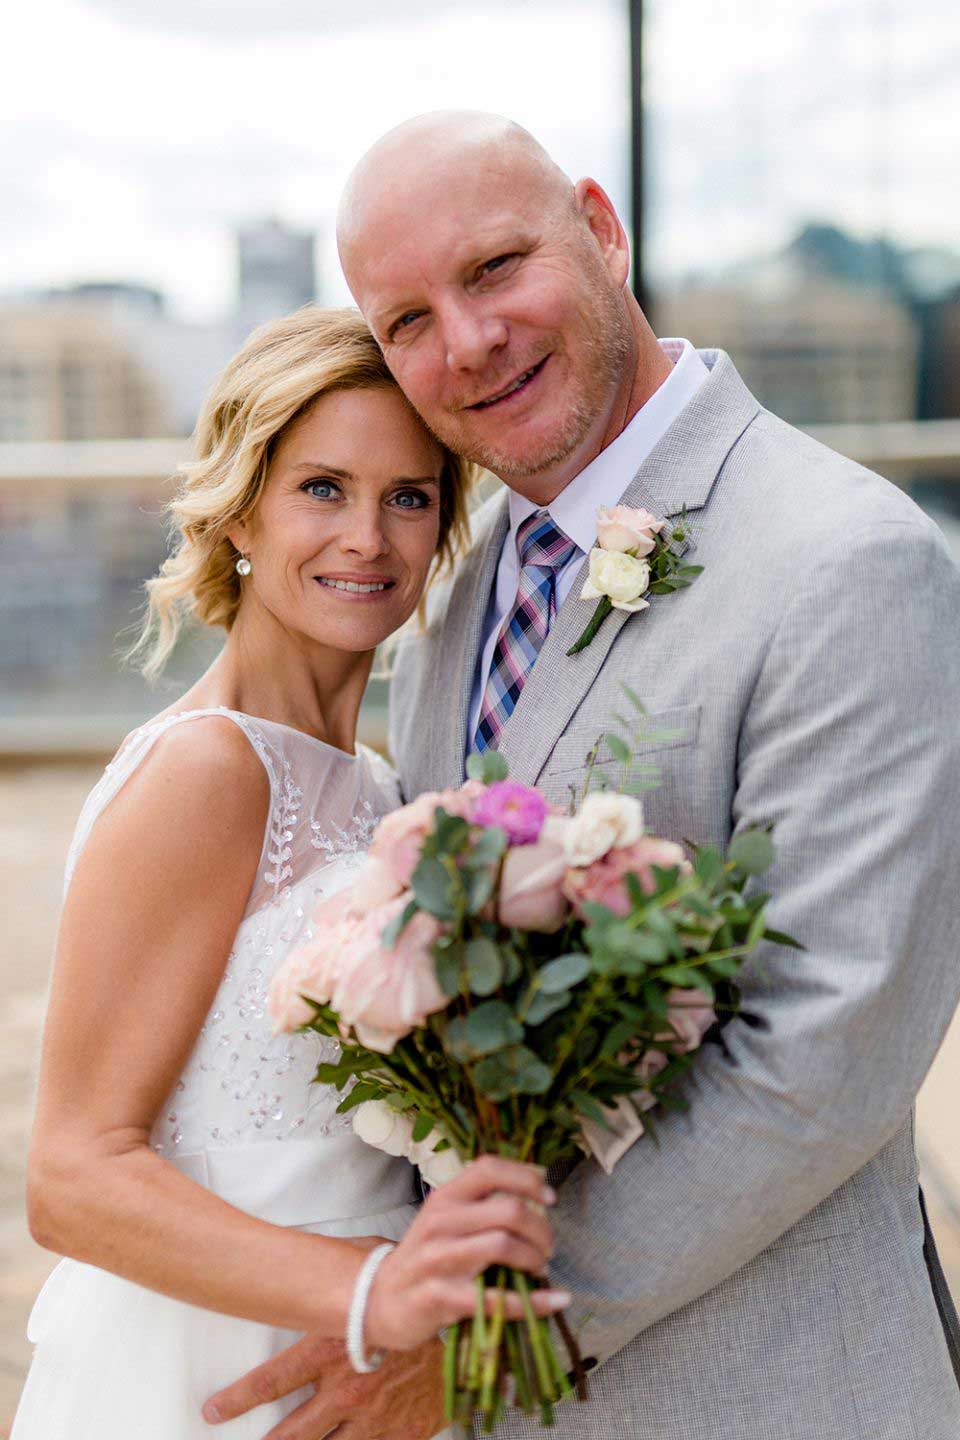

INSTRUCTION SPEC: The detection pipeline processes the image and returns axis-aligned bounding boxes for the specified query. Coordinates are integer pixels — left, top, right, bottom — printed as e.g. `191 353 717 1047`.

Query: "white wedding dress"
12 709 456 1439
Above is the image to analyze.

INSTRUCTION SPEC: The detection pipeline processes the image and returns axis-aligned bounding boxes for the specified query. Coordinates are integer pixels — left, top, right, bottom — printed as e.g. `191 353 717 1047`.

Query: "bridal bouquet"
269 702 794 1430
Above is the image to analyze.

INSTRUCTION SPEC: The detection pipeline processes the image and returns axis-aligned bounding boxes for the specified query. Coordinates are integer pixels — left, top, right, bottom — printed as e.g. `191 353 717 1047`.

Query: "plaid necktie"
474 511 578 753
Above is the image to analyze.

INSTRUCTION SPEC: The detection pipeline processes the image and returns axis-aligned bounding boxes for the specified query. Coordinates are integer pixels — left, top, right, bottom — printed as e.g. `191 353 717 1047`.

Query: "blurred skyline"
4 0 958 322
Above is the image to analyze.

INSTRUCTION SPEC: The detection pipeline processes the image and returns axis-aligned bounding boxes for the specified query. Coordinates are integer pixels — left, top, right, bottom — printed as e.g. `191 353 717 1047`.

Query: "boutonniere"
566 505 703 656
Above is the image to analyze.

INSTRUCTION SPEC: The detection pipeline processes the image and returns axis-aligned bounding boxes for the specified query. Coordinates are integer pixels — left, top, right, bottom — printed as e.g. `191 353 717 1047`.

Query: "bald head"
337 110 573 270
334 111 663 501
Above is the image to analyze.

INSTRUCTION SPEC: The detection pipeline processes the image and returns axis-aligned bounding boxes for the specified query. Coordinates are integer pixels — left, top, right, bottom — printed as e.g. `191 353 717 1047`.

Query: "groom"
206 113 960 1438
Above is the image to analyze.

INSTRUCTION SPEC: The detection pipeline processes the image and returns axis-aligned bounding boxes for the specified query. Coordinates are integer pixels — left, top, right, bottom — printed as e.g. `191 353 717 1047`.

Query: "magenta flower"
473 780 549 845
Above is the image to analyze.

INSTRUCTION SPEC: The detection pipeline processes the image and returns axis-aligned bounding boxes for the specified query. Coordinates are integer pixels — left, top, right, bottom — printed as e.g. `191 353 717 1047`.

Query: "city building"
0 305 170 442
654 270 919 426
236 218 316 332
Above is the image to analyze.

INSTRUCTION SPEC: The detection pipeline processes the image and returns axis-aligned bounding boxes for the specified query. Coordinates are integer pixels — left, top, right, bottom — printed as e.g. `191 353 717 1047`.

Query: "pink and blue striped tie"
474 512 577 753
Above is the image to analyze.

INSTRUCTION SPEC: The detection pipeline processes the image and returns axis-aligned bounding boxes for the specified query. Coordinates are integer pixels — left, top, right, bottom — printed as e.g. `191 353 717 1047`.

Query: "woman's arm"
27 717 560 1345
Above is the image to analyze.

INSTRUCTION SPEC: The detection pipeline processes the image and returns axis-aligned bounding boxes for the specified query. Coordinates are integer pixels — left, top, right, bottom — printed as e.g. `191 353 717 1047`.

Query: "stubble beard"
428 283 633 484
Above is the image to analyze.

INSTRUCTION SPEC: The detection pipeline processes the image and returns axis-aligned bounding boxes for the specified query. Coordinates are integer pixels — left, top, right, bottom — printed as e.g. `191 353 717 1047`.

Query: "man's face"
344 162 630 485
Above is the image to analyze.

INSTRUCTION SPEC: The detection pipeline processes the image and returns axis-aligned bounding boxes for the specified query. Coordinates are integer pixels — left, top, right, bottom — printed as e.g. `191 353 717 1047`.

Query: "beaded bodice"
64 708 415 1228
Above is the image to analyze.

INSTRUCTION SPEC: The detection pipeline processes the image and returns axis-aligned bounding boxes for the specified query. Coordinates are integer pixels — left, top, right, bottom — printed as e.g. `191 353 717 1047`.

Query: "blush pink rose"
661 989 716 1052
563 836 689 918
595 505 665 556
267 888 361 1033
363 783 485 907
498 832 570 932
326 894 447 1053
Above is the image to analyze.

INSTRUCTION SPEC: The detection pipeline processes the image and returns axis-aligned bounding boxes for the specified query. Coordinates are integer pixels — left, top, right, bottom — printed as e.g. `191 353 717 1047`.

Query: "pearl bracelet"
346 1242 396 1374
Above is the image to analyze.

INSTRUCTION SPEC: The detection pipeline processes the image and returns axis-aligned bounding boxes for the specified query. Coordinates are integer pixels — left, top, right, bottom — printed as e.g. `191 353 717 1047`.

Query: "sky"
3 0 958 321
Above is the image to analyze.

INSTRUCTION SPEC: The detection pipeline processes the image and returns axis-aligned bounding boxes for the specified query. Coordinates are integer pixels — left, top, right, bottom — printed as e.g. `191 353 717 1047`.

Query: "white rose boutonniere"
567 504 703 656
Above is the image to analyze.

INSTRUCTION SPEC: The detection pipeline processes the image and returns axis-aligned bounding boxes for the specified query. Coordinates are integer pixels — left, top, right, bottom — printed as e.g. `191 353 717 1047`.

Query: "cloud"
81 0 584 40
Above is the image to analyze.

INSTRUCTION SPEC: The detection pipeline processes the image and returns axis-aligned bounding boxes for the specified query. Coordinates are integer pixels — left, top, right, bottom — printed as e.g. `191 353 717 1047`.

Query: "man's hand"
202 1332 446 1440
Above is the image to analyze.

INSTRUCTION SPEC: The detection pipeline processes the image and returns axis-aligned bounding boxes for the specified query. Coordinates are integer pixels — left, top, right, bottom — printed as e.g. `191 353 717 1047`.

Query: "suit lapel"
499 352 761 785
431 489 510 788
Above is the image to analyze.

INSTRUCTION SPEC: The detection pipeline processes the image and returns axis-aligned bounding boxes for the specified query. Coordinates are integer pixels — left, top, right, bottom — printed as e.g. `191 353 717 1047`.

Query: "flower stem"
479 1271 507 1416
443 1323 460 1422
513 1270 556 1403
566 595 612 656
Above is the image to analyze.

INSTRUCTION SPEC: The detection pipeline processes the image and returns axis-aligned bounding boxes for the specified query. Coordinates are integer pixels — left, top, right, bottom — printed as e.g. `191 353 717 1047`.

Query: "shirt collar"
506 338 709 555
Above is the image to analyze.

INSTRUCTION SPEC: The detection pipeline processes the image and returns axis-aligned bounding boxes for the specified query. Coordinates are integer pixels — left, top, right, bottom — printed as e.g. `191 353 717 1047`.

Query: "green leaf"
464 1000 524 1056
411 1112 435 1144
473 1054 514 1100
728 829 776 876
471 826 508 866
706 954 743 978
466 750 509 784
658 964 703 987
412 855 457 920
435 941 464 998
386 1091 414 1111
501 944 523 985
524 988 570 1025
381 897 419 948
483 1045 553 1096
765 927 804 951
620 684 646 714
569 1089 610 1126
605 733 631 764
335 1082 381 1114
692 847 726 888
462 865 496 916
538 953 591 992
432 807 470 855
465 937 503 996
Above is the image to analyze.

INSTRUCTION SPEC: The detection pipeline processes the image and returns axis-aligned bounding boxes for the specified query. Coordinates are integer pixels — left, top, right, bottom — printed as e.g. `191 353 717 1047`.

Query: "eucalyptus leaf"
464 1001 524 1055
538 953 590 993
465 937 503 996
524 988 570 1025
471 826 508 866
462 865 496 916
435 944 464 998
412 855 456 920
466 750 509 784
729 829 775 876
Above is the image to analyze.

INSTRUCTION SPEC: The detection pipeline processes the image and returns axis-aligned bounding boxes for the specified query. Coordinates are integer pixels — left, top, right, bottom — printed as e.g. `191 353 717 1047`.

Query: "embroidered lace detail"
310 794 378 864
265 762 304 896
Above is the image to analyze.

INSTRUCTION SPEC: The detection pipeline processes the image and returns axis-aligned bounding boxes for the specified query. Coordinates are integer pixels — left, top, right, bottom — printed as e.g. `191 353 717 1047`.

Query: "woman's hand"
364 1154 569 1352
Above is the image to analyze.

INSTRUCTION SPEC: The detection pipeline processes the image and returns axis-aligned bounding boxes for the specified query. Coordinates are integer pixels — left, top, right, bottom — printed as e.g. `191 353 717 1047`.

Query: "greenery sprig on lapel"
567 504 703 656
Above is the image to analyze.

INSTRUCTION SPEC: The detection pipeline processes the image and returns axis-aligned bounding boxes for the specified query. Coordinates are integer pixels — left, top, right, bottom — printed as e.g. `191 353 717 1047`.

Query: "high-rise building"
236 218 316 332
654 274 919 426
0 306 170 441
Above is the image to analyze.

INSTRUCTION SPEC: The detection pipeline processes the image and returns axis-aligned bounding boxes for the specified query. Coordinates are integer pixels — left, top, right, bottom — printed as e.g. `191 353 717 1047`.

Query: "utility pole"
629 0 647 312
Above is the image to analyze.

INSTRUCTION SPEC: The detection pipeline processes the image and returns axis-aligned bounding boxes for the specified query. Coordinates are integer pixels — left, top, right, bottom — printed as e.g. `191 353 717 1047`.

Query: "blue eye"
392 489 430 510
303 479 341 500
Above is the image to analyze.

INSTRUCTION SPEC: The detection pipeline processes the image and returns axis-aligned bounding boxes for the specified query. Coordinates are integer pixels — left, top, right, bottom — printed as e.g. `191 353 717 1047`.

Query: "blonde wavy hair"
132 306 474 680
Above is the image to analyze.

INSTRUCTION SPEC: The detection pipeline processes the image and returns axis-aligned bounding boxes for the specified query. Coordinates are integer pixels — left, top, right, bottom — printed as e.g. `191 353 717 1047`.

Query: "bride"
12 307 568 1439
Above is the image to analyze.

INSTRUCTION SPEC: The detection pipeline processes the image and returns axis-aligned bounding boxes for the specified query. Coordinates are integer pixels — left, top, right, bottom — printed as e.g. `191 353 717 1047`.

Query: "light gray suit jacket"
389 351 960 1439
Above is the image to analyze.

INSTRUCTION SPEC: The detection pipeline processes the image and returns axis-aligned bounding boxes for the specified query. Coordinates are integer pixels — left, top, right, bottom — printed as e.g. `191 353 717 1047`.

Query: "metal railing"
0 425 957 758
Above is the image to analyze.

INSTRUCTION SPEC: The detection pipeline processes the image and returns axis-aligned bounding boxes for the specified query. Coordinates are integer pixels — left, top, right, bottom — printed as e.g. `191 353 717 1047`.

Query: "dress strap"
63 709 280 897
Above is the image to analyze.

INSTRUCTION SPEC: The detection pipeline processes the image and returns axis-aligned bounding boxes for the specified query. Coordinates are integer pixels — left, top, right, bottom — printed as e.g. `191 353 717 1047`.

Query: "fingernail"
545 1290 572 1309
202 1402 222 1424
543 1185 557 1205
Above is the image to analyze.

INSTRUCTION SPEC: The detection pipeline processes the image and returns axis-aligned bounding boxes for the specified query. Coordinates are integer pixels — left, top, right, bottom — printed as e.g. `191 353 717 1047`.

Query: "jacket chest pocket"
543 703 701 784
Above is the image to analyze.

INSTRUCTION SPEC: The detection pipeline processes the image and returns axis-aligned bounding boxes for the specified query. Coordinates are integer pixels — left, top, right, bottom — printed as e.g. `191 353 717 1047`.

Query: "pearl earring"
235 555 252 577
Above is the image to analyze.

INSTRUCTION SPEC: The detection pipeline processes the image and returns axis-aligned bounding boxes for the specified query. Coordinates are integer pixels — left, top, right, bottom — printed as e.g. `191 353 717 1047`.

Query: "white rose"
352 1099 415 1157
580 549 650 613
410 1128 466 1188
564 792 644 867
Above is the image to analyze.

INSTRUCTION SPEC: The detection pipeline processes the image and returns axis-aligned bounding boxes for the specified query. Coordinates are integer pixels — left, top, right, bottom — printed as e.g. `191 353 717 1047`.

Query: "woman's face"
233 385 446 654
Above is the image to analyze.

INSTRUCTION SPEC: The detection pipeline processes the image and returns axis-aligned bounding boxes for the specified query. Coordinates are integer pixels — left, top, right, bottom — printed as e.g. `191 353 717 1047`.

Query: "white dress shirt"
468 339 709 749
